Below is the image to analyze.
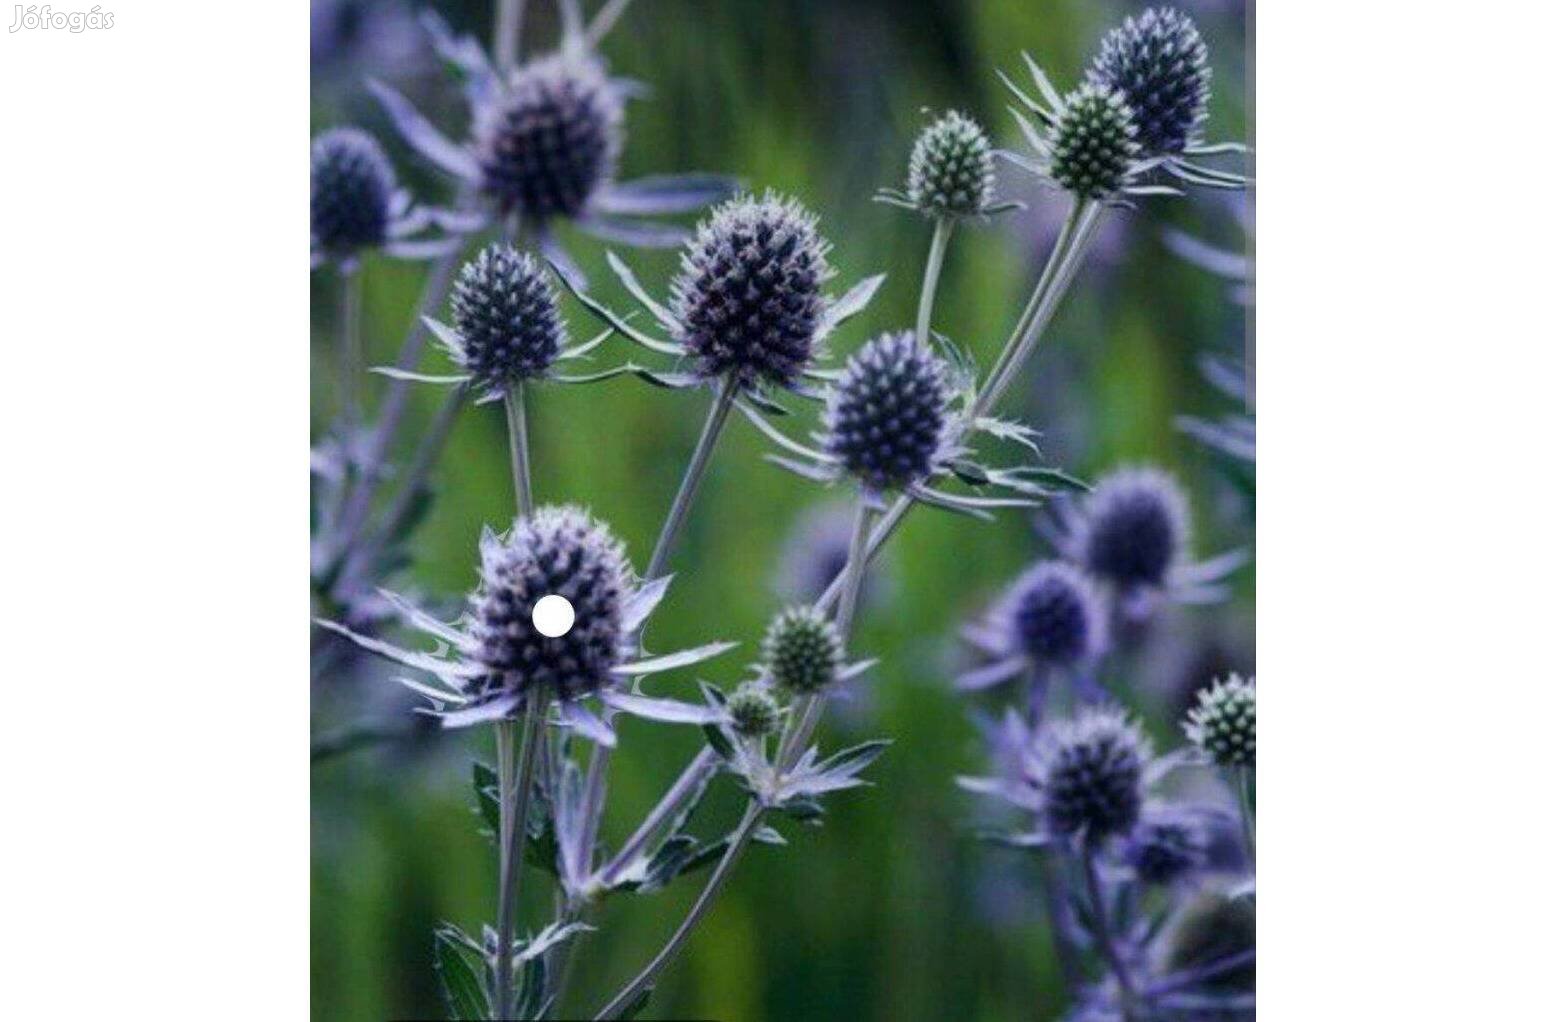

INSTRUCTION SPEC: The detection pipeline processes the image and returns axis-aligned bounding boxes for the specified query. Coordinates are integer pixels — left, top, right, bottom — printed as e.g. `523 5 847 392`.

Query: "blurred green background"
311 1 1253 1019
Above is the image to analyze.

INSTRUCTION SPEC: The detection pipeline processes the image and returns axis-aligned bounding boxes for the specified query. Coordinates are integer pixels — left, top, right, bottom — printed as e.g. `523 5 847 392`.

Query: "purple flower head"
1121 805 1210 885
824 331 955 492
1007 561 1108 668
671 193 832 393
1089 7 1213 158
309 127 464 269
1040 707 1151 846
1075 466 1190 593
444 243 568 396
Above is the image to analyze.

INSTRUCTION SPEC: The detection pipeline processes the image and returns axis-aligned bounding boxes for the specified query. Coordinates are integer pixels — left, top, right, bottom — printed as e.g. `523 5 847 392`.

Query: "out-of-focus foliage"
310 1 1253 1019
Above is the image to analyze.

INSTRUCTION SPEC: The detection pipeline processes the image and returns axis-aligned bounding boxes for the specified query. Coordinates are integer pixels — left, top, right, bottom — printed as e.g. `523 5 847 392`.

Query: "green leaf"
433 926 490 1021
701 722 735 762
472 762 500 841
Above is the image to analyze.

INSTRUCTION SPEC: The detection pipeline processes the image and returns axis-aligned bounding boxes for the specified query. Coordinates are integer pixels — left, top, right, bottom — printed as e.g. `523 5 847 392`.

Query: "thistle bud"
906 110 995 219
475 54 622 219
670 193 830 392
1048 84 1139 200
1078 467 1189 591
762 606 844 696
469 506 632 701
1042 708 1150 845
1124 810 1207 885
310 128 396 257
728 681 783 738
824 331 952 492
1184 673 1255 769
1006 562 1106 668
448 243 567 393
1089 7 1212 157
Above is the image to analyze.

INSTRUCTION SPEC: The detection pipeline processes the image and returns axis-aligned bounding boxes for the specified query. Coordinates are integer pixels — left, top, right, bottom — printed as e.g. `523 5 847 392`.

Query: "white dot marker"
531 594 575 638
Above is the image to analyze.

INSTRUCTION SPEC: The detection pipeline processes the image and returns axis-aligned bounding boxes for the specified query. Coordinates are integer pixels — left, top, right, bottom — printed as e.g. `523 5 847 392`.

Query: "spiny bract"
475 54 622 219
449 243 567 394
1041 708 1150 845
1089 6 1212 157
469 506 632 702
670 193 830 392
762 605 844 696
907 110 995 218
728 681 783 738
1184 673 1255 768
825 331 952 492
1079 466 1190 591
1007 561 1106 668
1048 84 1140 200
310 127 396 256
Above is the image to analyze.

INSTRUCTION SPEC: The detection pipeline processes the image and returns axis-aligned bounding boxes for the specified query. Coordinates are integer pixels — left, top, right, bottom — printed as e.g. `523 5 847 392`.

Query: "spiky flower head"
1078 466 1190 591
1048 84 1140 200
475 53 623 220
1184 673 1255 768
1124 809 1208 885
1006 562 1106 668
825 331 953 492
670 193 831 392
1041 708 1150 845
761 605 845 696
728 681 783 738
906 110 996 219
468 506 632 702
1089 7 1212 157
446 244 567 394
310 127 396 257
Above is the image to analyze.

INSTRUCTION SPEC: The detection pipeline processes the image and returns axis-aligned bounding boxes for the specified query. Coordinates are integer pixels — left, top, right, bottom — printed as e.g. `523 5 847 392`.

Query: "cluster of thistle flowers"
312 2 1253 1018
308 1 735 632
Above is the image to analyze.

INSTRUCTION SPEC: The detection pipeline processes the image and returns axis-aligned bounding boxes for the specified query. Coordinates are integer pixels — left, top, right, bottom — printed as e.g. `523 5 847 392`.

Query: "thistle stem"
592 802 766 1020
1232 766 1256 869
1082 851 1142 1022
915 216 955 350
339 266 363 426
504 383 534 518
646 377 741 580
494 689 549 1019
599 750 721 888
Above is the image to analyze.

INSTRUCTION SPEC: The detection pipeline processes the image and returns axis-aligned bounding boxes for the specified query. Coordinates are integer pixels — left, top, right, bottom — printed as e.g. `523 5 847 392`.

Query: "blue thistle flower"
310 127 461 267
475 53 623 221
1122 807 1209 884
1089 7 1211 158
441 243 567 398
824 331 954 492
1041 707 1150 846
728 681 783 738
469 506 633 702
1185 673 1255 768
670 193 832 392
907 111 997 217
1007 561 1107 669
311 128 396 257
1077 467 1190 592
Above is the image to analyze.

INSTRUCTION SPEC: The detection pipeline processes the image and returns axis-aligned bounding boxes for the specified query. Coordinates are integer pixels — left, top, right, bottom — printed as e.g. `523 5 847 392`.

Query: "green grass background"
311 1 1253 1018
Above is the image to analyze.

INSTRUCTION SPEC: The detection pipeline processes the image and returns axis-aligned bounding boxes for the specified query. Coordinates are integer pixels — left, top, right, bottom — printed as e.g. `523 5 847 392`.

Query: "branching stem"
916 216 955 350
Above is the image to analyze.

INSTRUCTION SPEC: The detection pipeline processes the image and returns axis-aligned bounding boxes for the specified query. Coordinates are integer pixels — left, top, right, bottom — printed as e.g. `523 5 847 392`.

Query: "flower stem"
1082 850 1142 1022
915 216 955 350
1232 765 1255 869
645 377 740 580
339 266 363 426
493 688 549 1019
504 383 534 518
592 802 766 1020
598 750 722 888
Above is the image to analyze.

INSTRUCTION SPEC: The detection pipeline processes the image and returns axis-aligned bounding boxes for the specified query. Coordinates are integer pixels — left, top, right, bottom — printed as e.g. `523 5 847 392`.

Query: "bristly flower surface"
309 127 464 268
959 560 1107 693
1121 805 1210 885
761 605 846 696
316 505 737 743
443 244 567 396
1040 707 1151 846
825 331 954 493
727 681 783 738
877 110 1019 220
671 193 831 393
368 13 736 279
1185 673 1255 768
1048 84 1141 201
1089 7 1210 158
